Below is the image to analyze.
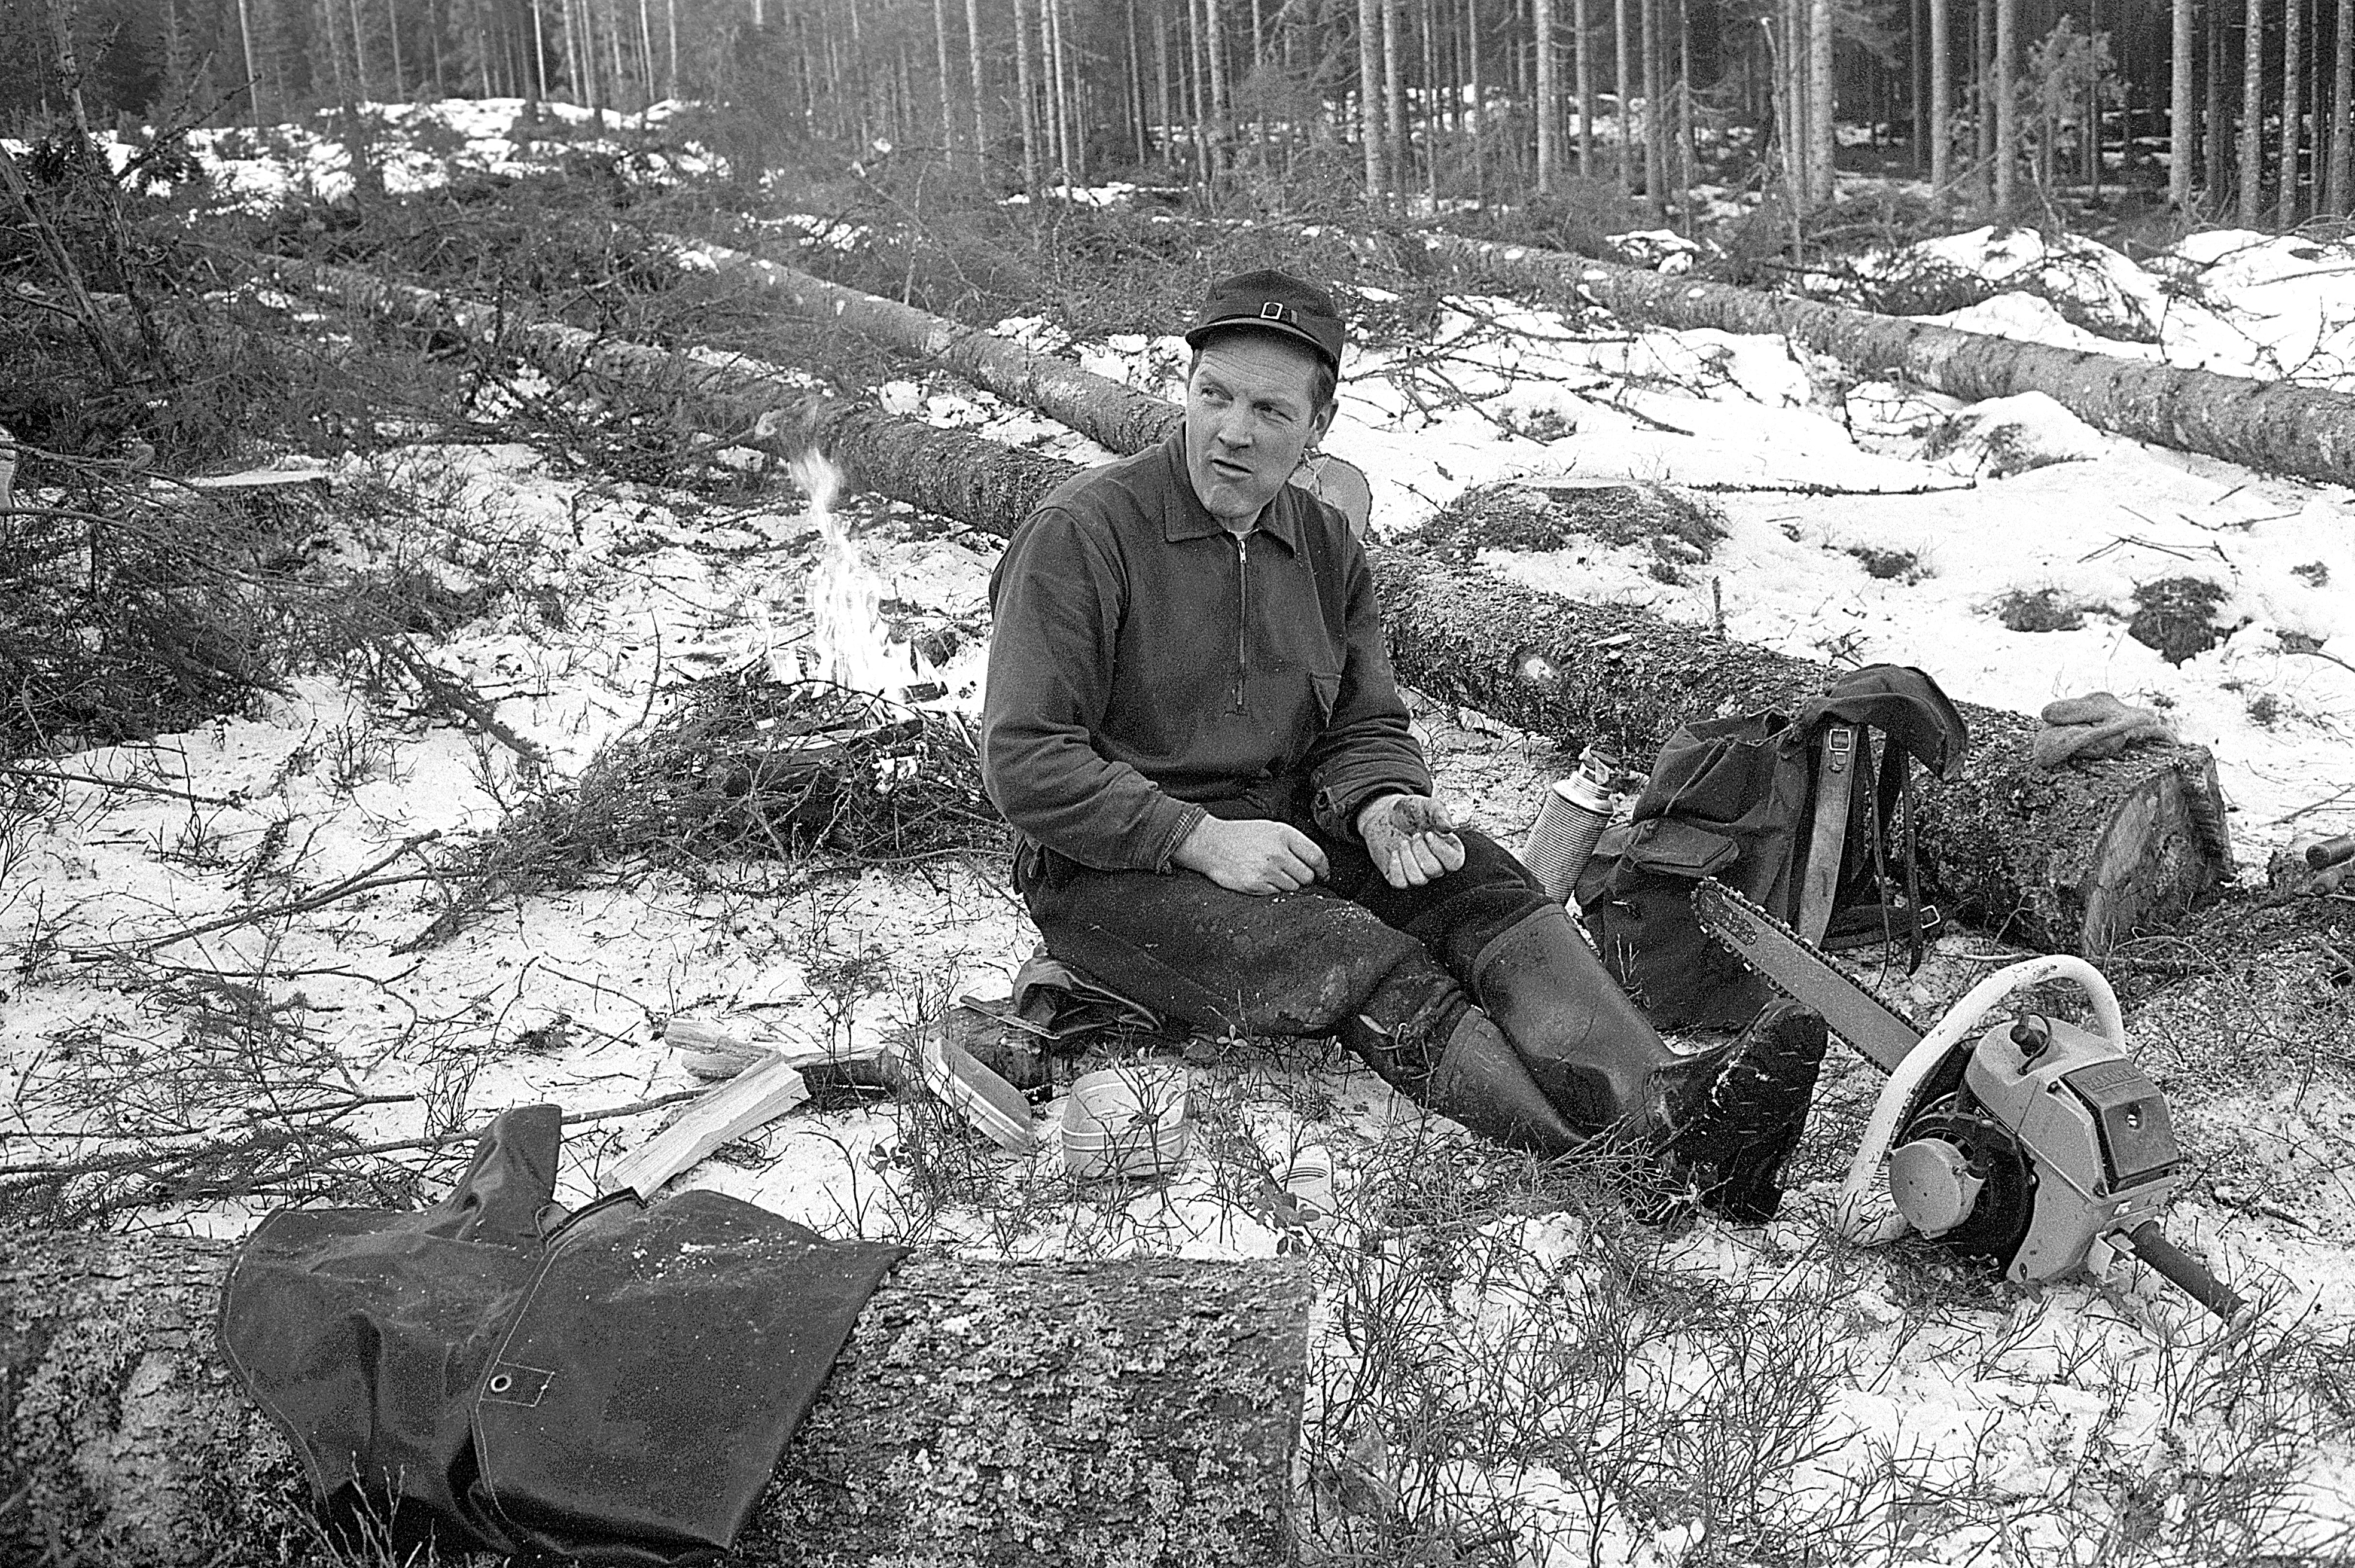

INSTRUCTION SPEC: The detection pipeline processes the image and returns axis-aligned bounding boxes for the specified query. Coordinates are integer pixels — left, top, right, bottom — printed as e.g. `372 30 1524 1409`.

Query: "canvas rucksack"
1571 664 1969 1033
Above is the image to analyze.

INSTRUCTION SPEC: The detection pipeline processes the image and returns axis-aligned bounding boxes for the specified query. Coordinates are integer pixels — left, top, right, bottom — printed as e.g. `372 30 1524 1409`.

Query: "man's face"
1183 334 1336 529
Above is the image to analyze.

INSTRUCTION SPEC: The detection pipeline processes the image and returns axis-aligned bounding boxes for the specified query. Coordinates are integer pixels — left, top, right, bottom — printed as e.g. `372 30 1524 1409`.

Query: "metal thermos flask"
1519 746 1627 904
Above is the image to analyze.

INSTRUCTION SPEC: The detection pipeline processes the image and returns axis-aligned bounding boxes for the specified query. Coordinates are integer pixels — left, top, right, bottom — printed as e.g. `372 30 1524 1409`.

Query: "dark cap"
1184 269 1345 372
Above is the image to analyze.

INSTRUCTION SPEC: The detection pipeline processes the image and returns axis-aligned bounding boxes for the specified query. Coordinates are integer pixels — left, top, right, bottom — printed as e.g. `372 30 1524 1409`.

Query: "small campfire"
415 453 998 945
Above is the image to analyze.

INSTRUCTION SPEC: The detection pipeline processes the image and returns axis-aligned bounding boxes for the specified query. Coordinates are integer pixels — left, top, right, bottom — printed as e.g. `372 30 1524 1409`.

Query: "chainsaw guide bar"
1690 879 1926 1072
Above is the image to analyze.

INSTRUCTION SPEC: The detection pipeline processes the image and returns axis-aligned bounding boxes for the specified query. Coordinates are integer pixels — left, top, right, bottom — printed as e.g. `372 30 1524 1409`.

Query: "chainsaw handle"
2127 1222 2253 1326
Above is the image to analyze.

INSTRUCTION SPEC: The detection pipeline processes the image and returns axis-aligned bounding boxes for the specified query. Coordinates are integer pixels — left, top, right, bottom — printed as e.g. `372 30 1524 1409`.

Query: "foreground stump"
0 1229 1312 1566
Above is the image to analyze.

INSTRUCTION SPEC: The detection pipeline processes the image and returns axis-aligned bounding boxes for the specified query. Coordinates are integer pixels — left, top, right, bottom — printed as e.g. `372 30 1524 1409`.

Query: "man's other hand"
1174 817 1330 895
1357 794 1467 889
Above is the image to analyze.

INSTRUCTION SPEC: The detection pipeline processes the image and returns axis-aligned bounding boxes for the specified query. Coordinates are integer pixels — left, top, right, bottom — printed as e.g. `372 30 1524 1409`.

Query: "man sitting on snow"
979 269 1828 1219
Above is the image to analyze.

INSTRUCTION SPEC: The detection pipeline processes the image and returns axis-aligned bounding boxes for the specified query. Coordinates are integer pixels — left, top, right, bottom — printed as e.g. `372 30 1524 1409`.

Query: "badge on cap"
1260 301 1293 322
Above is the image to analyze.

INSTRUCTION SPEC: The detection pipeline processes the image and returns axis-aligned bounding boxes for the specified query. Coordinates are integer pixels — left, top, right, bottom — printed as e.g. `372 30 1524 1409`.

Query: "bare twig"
383 639 550 768
0 142 129 382
69 831 443 957
2 763 248 809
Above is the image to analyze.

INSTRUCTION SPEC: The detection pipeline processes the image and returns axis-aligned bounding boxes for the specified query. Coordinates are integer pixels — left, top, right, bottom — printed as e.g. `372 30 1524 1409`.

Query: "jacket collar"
1155 429 1304 553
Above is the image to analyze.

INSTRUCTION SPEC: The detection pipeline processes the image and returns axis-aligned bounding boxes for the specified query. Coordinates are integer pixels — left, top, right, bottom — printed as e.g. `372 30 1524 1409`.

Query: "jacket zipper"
1232 532 1250 712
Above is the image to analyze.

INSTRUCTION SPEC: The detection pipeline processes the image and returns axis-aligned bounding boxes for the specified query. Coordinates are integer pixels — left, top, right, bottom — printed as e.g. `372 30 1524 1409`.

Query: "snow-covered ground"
8 112 2355 1564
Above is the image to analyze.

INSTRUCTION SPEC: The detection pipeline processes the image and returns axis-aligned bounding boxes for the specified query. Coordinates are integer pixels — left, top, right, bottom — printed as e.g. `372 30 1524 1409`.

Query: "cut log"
278 260 2232 953
1405 229 2355 493
0 1227 1311 1566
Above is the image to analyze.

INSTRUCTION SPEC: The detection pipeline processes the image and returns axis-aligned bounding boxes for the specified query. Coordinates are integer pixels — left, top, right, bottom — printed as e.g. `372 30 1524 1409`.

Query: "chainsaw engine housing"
1891 1014 2180 1285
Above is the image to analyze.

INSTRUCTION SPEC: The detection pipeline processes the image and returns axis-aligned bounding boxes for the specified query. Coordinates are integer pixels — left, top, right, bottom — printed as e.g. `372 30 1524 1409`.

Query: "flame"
793 450 939 698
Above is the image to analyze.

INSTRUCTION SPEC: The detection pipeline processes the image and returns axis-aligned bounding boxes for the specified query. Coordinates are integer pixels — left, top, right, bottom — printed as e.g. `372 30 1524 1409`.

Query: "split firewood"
602 1054 811 1199
661 1015 895 1084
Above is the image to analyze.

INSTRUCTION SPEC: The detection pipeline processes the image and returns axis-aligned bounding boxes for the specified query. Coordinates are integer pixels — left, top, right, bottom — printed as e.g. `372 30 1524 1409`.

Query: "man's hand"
1357 794 1467 889
1173 816 1330 895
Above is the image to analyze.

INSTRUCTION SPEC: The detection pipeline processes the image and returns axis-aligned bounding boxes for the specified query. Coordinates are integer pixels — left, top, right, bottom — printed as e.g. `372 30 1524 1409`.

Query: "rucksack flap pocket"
1573 822 1769 1035
1618 818 1740 879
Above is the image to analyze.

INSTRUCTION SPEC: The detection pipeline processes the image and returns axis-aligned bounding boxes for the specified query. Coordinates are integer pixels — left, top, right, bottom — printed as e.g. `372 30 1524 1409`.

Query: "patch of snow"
1918 390 2114 478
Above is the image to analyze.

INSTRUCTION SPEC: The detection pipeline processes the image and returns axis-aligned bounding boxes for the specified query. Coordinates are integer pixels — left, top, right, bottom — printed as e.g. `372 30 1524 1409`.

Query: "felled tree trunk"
279 261 2233 954
1407 230 2355 493
1367 549 2232 954
0 1228 1311 1567
270 258 1079 533
680 240 1185 458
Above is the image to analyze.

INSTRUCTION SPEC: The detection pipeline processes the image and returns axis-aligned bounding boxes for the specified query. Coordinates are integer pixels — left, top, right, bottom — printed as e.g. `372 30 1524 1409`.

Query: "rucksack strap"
1796 722 1859 944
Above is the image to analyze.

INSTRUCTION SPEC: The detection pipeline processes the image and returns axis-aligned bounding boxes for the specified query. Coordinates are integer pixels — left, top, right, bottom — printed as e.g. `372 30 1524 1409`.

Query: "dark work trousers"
1017 822 1550 1068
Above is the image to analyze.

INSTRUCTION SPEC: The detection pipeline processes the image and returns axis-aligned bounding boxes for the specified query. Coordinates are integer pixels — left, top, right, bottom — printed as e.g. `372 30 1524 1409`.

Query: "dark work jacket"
982 431 1430 874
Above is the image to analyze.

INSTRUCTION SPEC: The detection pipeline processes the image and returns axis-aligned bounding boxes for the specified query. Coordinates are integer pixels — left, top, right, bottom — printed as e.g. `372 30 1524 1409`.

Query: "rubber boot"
1653 999 1828 1221
1336 977 1585 1157
1472 905 1829 1219
1469 905 1680 1129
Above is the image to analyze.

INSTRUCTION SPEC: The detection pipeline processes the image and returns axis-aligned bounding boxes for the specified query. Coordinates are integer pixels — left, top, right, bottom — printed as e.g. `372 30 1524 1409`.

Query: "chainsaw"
1692 878 2249 1323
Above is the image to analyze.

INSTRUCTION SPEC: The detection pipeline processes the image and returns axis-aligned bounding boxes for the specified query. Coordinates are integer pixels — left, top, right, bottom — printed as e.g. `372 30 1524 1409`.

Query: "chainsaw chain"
1688 878 1930 1070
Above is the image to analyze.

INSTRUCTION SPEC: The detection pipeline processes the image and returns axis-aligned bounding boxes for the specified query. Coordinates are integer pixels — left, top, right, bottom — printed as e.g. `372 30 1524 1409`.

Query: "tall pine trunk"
1640 0 1661 212
967 0 990 171
1050 0 1074 176
1360 0 1384 193
1929 0 1951 191
1675 0 1692 211
1535 0 1556 188
1413 0 1431 202
1470 0 1486 194
1128 0 1149 167
236 0 264 123
2284 0 2305 223
1014 0 1040 189
1384 0 1406 196
1975 0 1994 197
1206 0 1229 178
2333 0 2354 210
1156 6 1174 173
2172 0 2195 208
1807 0 1834 203
2241 0 2265 224
1992 0 2015 211
2083 0 2101 193
932 0 958 161
1613 0 1631 185
349 0 374 97
1573 0 1592 175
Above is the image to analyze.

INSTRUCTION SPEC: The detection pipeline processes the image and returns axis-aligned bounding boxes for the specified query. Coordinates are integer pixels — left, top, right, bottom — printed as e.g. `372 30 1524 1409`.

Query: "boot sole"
1661 1003 1829 1222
